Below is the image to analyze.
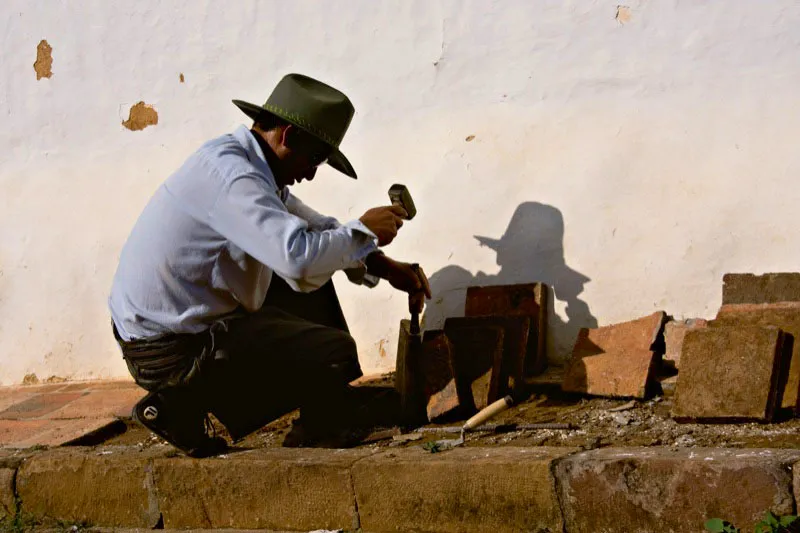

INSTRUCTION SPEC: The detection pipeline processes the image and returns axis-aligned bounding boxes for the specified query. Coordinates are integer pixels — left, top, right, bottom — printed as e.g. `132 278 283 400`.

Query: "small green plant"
754 511 799 533
705 512 800 533
422 441 442 453
705 518 740 533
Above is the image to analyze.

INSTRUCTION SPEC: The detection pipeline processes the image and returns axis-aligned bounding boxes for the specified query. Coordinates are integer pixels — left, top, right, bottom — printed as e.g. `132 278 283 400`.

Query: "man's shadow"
422 201 598 365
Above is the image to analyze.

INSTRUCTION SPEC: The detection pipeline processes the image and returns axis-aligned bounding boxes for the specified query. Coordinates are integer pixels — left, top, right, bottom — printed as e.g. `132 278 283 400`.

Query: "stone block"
2 417 120 448
0 466 14 520
714 304 800 412
446 316 531 405
353 447 572 533
556 447 800 533
672 326 791 422
723 273 800 305
663 318 708 369
154 448 370 530
395 324 460 422
16 448 160 528
420 330 458 421
51 388 145 419
562 311 667 399
443 320 506 412
0 392 87 420
465 283 548 375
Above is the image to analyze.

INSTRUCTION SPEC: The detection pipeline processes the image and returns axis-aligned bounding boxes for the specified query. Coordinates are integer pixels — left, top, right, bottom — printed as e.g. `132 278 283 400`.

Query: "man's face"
279 126 332 187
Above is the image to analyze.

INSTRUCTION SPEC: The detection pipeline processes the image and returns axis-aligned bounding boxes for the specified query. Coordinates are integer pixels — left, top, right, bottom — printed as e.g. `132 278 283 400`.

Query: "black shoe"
132 390 228 458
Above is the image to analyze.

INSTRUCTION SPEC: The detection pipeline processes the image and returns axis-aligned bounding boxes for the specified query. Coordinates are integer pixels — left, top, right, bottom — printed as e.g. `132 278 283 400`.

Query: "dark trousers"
114 275 363 441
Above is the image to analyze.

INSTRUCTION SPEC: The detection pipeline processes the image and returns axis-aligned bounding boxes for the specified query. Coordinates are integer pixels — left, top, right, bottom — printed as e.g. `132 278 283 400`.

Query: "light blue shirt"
109 125 378 341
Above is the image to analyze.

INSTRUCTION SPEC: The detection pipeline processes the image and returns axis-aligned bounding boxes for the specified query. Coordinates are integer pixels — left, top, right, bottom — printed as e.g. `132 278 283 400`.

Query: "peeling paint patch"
378 338 389 358
179 73 185 83
465 135 476 142
616 5 632 24
22 373 39 385
34 39 52 80
122 102 158 131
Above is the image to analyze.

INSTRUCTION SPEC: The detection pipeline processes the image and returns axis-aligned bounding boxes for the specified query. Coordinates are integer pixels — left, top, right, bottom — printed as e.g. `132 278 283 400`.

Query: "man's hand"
359 206 407 246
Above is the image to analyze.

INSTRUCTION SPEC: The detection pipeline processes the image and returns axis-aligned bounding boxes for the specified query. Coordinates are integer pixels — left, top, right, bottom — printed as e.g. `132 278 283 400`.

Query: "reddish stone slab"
419 330 458 421
465 283 548 375
3 417 119 448
562 312 667 399
722 272 800 305
0 419 51 446
672 326 790 422
395 325 458 422
443 320 506 412
0 392 87 420
714 304 800 412
51 388 145 419
663 318 708 369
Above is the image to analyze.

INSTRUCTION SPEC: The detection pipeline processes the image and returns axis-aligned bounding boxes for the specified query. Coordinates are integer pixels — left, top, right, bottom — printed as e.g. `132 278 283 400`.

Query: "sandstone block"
556 447 800 533
16 448 159 528
154 448 370 531
663 318 708 369
442 322 505 413
465 283 548 375
445 316 529 408
673 326 791 422
353 447 572 533
0 467 14 520
723 273 800 305
714 304 800 412
562 311 667 398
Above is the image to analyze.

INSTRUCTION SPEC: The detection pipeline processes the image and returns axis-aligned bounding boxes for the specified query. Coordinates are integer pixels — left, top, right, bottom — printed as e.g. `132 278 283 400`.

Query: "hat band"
262 103 339 146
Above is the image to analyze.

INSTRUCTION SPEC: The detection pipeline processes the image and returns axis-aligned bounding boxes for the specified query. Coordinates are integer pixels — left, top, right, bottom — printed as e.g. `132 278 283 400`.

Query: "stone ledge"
153 448 373 531
352 446 576 533
8 445 800 532
555 447 800 533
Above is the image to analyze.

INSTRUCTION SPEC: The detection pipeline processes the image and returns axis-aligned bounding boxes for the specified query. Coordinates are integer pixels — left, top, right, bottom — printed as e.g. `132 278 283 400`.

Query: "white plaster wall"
2 1 800 385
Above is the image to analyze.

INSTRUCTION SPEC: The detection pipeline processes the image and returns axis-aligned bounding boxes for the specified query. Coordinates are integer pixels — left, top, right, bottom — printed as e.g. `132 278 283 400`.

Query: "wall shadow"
422 201 598 364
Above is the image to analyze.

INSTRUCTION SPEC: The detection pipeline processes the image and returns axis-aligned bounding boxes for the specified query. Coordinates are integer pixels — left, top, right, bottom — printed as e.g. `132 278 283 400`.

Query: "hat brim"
233 99 357 179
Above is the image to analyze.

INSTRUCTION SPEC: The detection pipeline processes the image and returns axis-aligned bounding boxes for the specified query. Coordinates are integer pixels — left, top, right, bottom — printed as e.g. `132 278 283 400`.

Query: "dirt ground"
100 371 800 453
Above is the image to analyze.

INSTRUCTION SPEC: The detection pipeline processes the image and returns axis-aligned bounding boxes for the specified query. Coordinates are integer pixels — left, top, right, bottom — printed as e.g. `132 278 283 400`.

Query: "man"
109 73 430 457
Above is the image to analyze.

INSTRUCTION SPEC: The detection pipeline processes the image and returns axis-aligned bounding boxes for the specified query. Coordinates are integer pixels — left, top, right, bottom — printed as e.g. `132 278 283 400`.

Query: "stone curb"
4 446 800 532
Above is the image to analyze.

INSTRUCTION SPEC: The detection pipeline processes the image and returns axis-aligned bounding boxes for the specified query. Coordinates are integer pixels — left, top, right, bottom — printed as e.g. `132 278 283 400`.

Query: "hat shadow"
422 201 598 365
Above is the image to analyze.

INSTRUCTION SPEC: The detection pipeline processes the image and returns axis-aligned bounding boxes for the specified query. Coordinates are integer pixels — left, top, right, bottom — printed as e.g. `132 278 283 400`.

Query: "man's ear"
279 124 296 150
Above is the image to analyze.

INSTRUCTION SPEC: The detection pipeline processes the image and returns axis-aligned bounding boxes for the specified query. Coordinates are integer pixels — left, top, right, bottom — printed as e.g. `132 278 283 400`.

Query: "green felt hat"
233 73 357 179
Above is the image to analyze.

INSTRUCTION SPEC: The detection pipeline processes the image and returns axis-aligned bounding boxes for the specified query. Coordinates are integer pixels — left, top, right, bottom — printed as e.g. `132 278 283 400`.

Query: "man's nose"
303 167 317 181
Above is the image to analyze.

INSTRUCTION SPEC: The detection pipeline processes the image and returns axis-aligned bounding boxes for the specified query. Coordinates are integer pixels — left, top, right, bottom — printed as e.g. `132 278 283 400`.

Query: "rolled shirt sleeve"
209 173 378 289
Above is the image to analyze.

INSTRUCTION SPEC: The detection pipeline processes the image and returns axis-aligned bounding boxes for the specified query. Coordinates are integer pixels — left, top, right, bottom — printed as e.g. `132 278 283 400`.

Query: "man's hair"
253 113 289 132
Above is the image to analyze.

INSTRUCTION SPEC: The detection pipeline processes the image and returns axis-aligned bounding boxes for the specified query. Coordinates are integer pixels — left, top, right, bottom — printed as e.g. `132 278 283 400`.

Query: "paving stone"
673 326 790 422
714 304 800 412
0 388 36 413
2 417 120 448
465 283 548 375
154 448 371 531
443 320 506 412
50 388 145 419
0 392 87 420
16 448 160 528
723 272 800 305
353 446 572 533
562 311 667 399
58 379 138 393
556 447 800 533
663 318 708 369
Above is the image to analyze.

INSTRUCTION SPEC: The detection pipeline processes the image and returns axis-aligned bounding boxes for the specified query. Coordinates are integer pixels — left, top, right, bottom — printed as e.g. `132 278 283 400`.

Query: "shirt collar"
232 125 281 191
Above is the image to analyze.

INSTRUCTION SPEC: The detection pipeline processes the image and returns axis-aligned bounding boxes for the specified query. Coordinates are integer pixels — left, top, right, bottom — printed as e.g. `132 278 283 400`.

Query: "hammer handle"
463 395 514 431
